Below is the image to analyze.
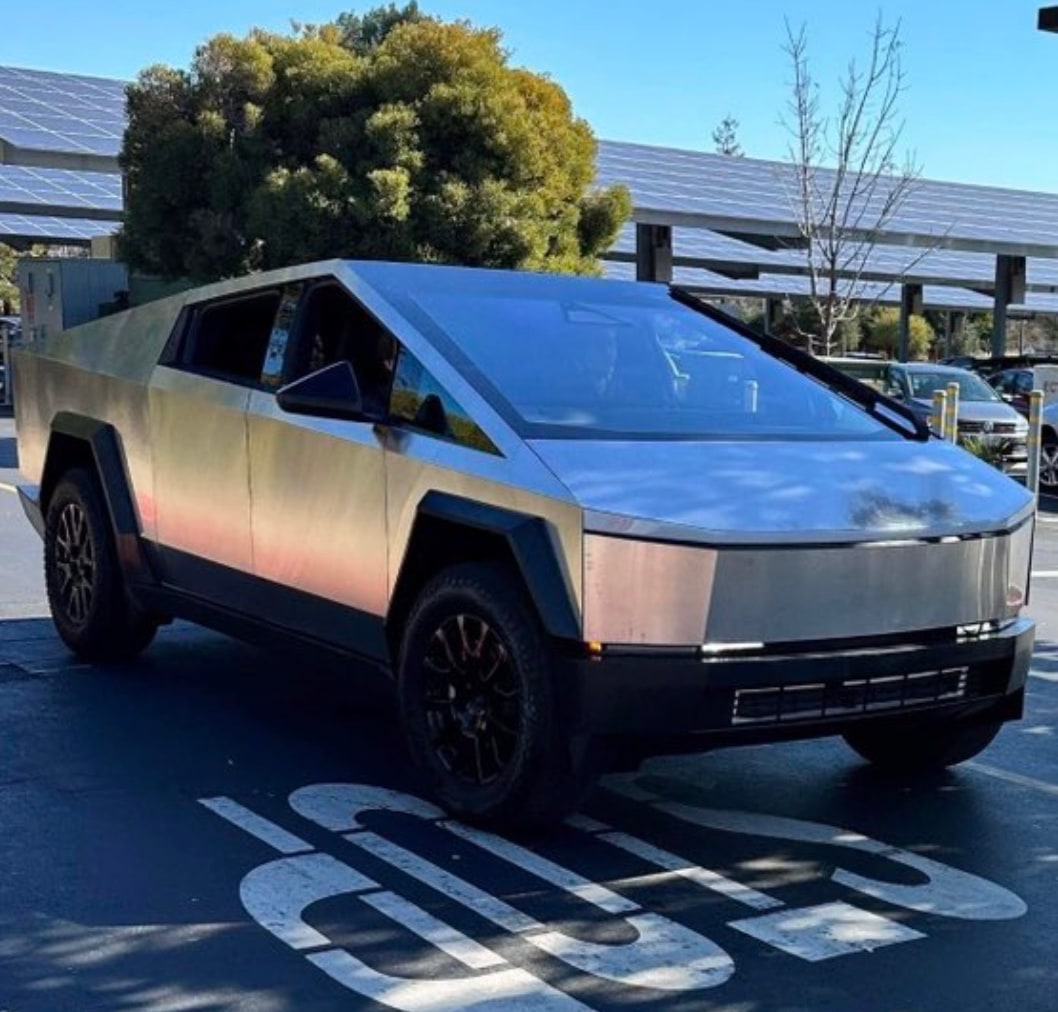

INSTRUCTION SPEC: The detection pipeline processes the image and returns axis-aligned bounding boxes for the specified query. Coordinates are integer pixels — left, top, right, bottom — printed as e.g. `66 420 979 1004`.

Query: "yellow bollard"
930 389 947 438
944 381 960 442
1027 389 1044 499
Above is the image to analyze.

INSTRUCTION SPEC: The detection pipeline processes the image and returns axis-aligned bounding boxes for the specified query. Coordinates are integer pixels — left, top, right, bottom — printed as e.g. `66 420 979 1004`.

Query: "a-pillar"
635 223 673 284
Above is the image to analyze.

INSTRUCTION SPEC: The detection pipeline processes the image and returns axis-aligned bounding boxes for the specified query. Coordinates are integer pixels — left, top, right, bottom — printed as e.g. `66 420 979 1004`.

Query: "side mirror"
276 361 366 421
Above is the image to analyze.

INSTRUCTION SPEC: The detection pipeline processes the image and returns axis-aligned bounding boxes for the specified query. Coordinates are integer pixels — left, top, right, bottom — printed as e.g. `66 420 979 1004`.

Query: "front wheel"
397 562 592 830
843 717 1003 772
44 467 157 662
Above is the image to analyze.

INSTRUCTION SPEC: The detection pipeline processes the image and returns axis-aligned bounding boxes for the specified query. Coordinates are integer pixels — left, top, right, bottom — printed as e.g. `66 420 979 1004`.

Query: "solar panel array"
602 260 1058 316
0 212 118 241
0 66 125 157
598 140 1058 259
0 165 122 213
607 222 1058 292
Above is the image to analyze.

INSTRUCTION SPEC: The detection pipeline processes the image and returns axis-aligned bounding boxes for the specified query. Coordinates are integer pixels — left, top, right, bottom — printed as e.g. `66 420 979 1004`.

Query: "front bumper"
561 618 1034 743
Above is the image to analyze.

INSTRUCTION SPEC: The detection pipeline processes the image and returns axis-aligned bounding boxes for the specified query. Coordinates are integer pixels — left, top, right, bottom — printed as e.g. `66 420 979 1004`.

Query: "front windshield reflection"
411 291 898 441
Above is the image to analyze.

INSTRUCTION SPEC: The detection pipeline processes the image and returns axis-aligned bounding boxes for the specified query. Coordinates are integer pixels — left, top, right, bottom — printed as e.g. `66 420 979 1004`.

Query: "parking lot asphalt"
2 416 1057 1012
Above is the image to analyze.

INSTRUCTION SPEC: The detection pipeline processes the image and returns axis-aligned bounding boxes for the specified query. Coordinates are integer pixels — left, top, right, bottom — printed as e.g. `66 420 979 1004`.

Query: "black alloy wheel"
398 561 594 829
44 467 157 662
422 613 521 786
53 500 96 627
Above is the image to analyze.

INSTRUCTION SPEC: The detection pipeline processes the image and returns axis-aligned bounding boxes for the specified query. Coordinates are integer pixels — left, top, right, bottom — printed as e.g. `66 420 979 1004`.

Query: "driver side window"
288 283 397 417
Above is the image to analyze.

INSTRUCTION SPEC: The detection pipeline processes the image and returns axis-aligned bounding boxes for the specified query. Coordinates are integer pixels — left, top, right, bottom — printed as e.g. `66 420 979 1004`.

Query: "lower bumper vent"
732 667 976 726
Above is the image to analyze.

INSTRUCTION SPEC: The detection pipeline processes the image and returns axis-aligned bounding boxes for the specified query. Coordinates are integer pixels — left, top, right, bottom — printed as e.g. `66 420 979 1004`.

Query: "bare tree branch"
778 15 934 357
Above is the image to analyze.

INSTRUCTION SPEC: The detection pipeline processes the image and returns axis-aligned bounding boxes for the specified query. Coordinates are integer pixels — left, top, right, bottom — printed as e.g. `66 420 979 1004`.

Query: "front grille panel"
958 420 1019 435
731 665 996 726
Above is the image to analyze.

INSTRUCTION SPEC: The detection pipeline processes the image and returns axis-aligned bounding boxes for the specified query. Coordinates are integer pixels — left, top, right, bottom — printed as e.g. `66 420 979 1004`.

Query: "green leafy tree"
0 243 18 314
864 306 933 360
119 8 630 281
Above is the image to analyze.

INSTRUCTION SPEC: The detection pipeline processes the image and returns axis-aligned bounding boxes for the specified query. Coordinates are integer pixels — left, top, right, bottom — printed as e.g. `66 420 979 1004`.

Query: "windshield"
906 370 1001 403
404 288 899 441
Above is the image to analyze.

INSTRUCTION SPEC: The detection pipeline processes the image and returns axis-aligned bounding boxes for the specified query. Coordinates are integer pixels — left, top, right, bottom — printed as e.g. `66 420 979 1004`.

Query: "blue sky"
6 1 1056 191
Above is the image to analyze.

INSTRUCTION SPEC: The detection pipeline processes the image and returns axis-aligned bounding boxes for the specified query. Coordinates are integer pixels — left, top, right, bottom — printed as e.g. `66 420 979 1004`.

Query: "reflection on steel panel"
149 367 254 572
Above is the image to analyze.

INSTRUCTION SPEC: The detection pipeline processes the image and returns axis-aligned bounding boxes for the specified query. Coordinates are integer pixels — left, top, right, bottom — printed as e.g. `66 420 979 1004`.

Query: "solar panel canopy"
1 62 1058 302
0 66 125 160
598 140 1058 260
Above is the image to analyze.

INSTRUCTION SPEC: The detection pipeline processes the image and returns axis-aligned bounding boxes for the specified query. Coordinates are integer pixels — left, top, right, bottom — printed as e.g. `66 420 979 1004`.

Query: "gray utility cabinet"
18 258 129 344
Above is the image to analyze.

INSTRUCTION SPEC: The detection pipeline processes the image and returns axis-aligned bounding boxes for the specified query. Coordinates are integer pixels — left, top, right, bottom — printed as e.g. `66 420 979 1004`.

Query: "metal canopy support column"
992 254 1026 357
764 298 784 336
898 283 922 362
635 223 673 284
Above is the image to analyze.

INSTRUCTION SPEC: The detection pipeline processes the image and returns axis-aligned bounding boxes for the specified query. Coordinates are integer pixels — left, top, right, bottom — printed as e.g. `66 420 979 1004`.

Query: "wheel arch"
40 412 154 586
385 491 581 659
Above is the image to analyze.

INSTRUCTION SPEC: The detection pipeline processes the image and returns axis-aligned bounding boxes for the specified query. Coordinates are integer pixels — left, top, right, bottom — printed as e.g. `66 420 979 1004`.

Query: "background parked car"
828 360 1029 477
990 368 1036 417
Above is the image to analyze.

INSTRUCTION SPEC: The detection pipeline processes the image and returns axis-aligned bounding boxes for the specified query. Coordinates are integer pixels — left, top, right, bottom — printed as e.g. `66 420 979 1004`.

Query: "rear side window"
176 289 284 385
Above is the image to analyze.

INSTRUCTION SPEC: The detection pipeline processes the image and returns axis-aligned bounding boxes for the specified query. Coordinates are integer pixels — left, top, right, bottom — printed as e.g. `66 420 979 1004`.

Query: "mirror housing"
277 361 366 421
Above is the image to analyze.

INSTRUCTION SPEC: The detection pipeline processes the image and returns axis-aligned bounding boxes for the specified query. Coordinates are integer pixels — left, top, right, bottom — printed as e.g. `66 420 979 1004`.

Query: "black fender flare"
41 412 155 587
392 490 581 643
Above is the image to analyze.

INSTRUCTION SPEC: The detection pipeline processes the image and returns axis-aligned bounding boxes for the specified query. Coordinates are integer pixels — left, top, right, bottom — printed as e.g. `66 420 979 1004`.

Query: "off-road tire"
843 717 1003 772
398 561 591 830
44 467 156 662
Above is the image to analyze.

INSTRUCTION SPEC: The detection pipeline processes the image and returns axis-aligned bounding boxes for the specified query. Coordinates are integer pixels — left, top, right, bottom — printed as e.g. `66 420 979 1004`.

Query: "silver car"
882 363 1029 476
12 261 1035 828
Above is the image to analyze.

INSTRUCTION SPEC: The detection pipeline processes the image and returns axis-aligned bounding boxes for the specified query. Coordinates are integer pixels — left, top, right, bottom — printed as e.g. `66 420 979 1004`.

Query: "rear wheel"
44 467 157 662
398 561 592 830
843 717 1003 772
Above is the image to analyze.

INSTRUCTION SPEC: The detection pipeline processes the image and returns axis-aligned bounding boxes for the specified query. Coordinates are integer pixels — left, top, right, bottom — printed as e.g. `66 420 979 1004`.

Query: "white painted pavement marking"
359 891 507 970
199 797 314 855
239 852 379 950
1029 669 1058 683
290 783 445 832
966 761 1058 798
650 801 1027 921
308 950 594 1011
596 830 783 912
1030 570 1058 577
345 831 541 935
563 812 782 911
340 811 736 990
728 902 925 962
442 821 640 915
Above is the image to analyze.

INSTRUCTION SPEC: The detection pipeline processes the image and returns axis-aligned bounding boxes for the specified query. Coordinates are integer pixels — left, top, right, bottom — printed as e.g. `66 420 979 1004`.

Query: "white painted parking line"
240 852 379 950
346 831 541 934
965 761 1058 798
1029 669 1058 682
443 820 640 915
728 902 925 962
199 797 314 855
307 949 592 1011
360 890 507 970
596 830 783 911
342 825 736 990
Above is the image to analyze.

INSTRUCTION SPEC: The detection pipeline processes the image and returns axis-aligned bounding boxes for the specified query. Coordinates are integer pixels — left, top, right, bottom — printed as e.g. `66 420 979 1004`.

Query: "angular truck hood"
528 437 1034 544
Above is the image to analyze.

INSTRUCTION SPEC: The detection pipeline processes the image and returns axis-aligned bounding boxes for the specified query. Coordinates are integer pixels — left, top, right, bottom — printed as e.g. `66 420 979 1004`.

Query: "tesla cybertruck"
13 260 1034 827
